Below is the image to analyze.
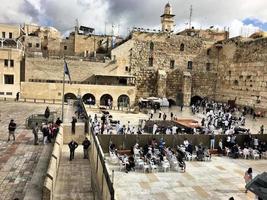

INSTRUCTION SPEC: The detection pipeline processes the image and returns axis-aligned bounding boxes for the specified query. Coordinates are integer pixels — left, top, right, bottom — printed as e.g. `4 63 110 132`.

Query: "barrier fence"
77 98 115 200
97 134 267 153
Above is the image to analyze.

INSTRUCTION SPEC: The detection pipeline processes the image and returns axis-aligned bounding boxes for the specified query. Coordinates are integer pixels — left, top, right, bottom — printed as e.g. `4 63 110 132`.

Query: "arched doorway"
190 96 203 106
118 95 130 108
82 93 96 105
168 99 176 106
100 94 113 106
64 93 77 102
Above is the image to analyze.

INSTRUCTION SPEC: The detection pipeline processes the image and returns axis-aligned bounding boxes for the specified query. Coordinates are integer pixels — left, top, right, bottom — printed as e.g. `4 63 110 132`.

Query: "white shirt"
172 126 177 134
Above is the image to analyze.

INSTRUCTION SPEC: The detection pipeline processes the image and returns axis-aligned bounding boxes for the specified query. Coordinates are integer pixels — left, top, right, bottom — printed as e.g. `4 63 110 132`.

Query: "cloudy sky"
1 0 267 37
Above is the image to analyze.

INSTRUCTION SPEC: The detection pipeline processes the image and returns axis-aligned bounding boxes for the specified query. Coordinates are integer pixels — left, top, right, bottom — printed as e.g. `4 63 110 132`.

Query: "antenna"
111 23 114 36
189 5 192 29
75 19 79 33
105 22 107 36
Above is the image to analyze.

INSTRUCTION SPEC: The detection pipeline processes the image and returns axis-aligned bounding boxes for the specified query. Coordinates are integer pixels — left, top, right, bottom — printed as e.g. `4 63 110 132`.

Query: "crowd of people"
32 117 62 145
109 138 186 173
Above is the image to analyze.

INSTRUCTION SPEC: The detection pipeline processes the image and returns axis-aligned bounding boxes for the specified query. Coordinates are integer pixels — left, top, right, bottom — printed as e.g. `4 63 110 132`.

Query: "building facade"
0 3 266 113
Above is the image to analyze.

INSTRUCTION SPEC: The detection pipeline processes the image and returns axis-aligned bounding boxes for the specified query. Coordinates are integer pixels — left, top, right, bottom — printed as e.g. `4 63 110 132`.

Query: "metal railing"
77 98 115 200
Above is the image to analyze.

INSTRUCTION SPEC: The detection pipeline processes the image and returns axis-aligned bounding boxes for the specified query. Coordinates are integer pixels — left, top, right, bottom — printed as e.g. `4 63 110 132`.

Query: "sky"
1 0 267 38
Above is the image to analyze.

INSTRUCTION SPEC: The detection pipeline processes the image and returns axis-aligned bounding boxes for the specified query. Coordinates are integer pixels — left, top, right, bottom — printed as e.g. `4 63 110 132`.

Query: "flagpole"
61 60 66 122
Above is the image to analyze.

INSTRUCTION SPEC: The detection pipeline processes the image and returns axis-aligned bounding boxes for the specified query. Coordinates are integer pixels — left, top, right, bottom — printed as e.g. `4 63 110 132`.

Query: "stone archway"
118 94 130 107
64 93 77 102
100 94 113 106
190 95 203 106
82 93 96 105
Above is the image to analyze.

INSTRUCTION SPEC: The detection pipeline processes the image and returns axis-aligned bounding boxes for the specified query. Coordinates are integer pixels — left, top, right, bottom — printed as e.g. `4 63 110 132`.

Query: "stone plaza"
0 101 266 199
0 1 266 200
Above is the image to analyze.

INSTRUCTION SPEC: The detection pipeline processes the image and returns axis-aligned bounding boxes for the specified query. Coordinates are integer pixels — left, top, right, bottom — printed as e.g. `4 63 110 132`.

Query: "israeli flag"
64 60 72 83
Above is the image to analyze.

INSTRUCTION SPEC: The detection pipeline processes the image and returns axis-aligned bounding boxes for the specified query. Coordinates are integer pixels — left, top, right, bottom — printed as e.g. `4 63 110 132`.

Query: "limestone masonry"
0 3 266 113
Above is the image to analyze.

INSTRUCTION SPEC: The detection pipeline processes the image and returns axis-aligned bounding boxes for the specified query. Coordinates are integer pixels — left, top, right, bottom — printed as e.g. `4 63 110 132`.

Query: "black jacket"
82 140 91 149
68 141 78 150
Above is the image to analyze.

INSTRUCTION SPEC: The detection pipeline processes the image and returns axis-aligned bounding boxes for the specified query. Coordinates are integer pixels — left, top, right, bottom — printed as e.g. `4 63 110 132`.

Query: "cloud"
0 0 266 38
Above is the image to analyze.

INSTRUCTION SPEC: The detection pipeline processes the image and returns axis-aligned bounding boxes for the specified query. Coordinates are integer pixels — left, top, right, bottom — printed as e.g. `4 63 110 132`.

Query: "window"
187 61 193 69
149 57 153 67
64 46 67 50
44 36 48 39
4 59 8 67
234 80 238 85
10 60 14 67
180 43 184 51
2 32 5 38
125 66 128 71
36 43 40 48
4 75 14 84
28 43 32 48
149 42 154 51
0 92 4 95
206 63 211 71
207 49 211 56
9 32 12 39
6 92 12 95
170 60 175 69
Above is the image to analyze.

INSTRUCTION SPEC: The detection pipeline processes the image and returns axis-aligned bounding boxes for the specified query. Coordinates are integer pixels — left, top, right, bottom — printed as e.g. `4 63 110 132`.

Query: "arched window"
100 94 113 106
149 41 154 51
82 93 96 105
118 95 130 107
180 43 184 51
207 49 211 56
234 80 238 85
206 63 211 71
64 93 77 102
149 57 153 67
187 61 193 70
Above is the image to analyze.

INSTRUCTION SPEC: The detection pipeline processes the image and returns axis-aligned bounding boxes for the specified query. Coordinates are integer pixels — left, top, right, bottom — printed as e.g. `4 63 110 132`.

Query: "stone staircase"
53 145 94 200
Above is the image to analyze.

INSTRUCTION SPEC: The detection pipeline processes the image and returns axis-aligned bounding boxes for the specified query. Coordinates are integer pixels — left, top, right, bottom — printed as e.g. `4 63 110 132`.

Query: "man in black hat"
68 139 78 161
82 137 91 159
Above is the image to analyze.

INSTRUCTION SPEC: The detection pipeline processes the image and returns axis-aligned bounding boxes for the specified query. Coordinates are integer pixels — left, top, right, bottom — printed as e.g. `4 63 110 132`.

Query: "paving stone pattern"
54 145 94 200
0 101 61 200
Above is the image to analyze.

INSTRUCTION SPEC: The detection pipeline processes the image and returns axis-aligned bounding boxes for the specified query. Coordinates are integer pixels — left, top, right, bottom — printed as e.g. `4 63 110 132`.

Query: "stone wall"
209 37 267 110
20 82 136 106
166 69 183 101
125 32 217 103
25 57 118 82
42 127 63 200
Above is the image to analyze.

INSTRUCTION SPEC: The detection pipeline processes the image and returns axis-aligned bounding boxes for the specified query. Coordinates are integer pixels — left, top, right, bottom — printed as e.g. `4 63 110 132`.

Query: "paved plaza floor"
0 101 266 200
107 156 267 200
0 101 61 200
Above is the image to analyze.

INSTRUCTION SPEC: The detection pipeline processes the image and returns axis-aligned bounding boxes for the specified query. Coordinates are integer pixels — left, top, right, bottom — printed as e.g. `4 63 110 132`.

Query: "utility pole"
189 5 192 29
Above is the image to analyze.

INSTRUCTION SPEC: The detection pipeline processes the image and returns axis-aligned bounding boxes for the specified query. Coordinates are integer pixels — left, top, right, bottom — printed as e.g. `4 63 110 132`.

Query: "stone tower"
161 2 175 32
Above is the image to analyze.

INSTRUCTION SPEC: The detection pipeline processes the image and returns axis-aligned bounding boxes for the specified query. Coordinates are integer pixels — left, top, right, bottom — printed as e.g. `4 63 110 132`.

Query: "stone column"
182 71 192 106
157 70 167 98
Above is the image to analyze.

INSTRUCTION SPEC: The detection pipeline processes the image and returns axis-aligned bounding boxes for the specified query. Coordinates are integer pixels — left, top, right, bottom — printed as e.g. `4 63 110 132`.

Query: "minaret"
161 2 175 32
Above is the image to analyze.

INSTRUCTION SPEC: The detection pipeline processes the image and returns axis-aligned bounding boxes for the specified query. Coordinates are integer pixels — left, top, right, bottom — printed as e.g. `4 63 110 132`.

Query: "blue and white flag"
64 60 71 83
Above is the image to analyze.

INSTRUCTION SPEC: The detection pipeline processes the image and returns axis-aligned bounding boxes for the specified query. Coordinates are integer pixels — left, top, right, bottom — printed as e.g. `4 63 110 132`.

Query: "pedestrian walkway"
54 145 94 200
